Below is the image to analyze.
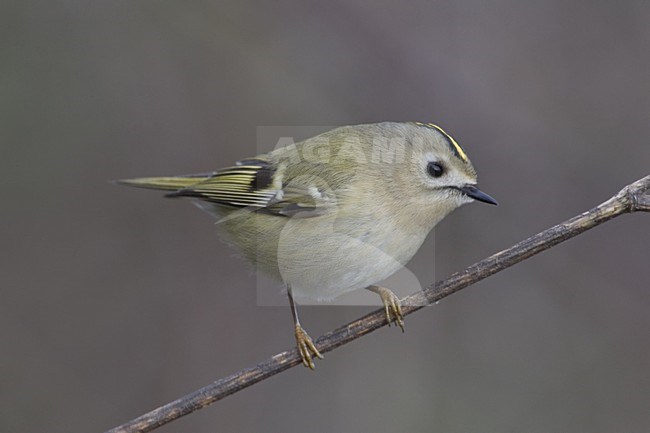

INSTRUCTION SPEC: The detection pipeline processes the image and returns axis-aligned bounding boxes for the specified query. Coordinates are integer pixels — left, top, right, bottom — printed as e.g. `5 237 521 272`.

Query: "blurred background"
2 1 649 432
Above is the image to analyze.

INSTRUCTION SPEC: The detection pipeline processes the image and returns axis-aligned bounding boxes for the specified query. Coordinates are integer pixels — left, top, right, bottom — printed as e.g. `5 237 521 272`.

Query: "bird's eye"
426 161 444 178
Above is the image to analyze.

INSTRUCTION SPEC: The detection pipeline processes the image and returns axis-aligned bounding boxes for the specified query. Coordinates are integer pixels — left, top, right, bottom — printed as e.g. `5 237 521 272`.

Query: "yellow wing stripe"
121 162 279 209
180 163 278 207
117 176 206 191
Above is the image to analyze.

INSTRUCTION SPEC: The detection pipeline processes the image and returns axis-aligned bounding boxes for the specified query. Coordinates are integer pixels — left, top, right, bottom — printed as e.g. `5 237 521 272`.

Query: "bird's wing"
167 158 339 217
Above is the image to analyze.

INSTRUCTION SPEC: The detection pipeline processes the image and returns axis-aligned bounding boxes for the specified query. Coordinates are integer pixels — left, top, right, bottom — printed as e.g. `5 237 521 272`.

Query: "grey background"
2 1 649 432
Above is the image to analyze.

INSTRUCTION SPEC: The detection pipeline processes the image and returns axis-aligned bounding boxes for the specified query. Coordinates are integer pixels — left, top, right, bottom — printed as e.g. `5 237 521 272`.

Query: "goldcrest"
119 122 497 368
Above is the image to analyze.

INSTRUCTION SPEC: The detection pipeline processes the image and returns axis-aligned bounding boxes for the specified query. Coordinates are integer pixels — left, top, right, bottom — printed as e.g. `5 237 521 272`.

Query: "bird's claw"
294 324 323 369
371 286 405 332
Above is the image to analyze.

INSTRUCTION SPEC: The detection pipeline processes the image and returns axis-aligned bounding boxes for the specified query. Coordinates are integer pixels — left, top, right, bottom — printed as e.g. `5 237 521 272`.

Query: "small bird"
119 122 497 368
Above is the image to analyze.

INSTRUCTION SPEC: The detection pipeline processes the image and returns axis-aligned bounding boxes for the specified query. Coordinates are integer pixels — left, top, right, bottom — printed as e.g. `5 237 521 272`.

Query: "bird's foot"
369 285 405 332
294 324 323 369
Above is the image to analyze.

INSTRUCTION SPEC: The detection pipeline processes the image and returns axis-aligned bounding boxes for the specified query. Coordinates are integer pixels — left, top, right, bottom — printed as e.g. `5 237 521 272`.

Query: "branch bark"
106 175 650 433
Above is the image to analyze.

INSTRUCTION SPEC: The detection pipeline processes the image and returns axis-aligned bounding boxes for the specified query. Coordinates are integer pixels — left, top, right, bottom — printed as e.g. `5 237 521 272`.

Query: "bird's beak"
459 185 498 205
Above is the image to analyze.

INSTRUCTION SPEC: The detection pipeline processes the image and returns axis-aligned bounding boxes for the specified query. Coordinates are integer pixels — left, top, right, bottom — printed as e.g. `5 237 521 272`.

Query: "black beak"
459 185 498 205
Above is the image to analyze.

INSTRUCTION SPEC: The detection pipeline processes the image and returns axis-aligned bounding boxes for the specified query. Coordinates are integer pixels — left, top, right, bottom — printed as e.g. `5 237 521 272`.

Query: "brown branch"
105 175 650 433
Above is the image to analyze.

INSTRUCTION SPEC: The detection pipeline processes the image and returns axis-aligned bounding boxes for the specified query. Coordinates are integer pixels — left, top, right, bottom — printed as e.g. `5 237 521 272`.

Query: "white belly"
275 216 427 302
205 202 434 302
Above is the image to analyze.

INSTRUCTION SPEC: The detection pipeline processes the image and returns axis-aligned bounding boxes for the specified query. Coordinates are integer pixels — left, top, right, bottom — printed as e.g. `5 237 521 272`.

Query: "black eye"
427 161 444 178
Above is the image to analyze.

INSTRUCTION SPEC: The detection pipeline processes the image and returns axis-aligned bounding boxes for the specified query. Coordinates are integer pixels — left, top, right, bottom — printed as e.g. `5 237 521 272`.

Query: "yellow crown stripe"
413 122 469 163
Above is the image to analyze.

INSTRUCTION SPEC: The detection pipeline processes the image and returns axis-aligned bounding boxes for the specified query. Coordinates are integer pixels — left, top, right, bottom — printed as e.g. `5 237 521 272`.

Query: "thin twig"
106 175 650 433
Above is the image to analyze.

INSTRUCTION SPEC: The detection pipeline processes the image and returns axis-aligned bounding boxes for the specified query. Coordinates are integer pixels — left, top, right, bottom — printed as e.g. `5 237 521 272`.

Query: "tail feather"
116 173 215 192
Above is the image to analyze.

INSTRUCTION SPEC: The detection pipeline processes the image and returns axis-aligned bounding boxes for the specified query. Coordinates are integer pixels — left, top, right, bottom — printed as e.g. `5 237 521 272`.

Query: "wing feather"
167 157 338 218
167 159 279 209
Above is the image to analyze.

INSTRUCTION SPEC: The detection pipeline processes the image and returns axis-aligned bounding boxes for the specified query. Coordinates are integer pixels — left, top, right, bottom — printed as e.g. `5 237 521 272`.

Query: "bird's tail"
116 172 215 192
